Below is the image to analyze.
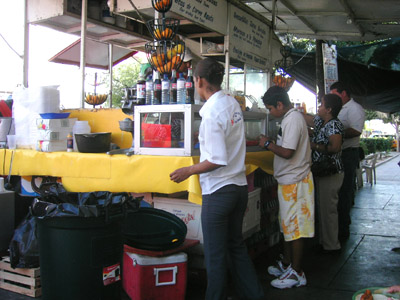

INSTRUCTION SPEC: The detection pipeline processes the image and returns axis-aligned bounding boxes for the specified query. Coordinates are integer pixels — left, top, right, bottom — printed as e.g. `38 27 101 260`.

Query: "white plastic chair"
362 153 377 185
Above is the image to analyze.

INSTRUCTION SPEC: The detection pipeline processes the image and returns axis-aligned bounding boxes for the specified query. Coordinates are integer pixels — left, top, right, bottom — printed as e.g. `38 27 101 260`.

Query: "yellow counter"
0 149 273 204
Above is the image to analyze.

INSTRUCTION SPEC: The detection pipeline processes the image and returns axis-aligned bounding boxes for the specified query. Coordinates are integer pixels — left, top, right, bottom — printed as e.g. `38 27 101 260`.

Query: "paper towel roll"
0 177 5 192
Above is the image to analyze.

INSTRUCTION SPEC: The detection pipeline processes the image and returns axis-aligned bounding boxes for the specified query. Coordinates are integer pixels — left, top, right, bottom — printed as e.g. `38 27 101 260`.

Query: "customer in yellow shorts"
259 86 314 289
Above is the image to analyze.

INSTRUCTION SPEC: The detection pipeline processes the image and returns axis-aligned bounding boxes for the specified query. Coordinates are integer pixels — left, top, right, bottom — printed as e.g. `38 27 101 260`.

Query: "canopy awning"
287 41 400 113
48 38 137 70
244 0 400 42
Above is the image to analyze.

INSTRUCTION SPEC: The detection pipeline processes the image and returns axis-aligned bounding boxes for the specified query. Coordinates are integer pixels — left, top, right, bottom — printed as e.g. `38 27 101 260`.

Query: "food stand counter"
0 149 273 204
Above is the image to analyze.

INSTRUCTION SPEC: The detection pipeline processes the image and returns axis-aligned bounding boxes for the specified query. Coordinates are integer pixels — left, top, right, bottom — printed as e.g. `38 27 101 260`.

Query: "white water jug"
72 121 91 151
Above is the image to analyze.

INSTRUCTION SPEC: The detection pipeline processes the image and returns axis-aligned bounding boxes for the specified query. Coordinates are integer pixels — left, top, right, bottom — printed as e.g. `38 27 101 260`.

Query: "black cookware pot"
75 132 111 153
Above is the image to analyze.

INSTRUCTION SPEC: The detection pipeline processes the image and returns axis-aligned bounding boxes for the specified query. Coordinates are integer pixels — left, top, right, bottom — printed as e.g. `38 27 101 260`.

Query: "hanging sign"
322 43 338 93
228 5 270 69
171 0 228 35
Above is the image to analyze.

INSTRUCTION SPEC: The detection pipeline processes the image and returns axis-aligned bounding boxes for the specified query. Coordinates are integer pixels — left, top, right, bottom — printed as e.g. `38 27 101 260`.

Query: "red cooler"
123 251 187 300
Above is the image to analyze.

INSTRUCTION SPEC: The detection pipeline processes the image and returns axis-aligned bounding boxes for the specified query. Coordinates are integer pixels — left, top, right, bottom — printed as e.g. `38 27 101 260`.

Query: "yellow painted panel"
64 108 133 149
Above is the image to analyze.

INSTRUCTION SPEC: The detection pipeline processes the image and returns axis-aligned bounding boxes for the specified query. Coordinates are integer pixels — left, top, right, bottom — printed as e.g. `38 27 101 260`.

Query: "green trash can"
37 216 122 300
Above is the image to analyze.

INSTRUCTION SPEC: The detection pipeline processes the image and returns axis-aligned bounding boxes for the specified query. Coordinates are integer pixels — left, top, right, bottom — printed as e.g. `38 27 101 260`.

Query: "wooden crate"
0 257 41 298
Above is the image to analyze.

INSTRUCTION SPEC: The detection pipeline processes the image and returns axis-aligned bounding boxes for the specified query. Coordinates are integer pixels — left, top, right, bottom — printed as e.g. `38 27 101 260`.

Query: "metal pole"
108 43 113 108
225 35 230 90
268 0 277 72
225 6 230 90
23 0 29 88
80 0 88 108
315 40 324 113
243 63 247 95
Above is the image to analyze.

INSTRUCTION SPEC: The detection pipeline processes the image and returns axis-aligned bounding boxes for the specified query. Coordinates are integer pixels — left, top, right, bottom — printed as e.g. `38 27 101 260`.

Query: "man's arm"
267 142 295 159
259 135 294 159
302 113 315 127
170 160 222 183
344 127 361 139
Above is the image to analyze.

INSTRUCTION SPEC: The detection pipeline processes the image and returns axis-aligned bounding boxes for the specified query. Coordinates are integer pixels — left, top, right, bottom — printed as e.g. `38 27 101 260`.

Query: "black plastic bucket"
37 216 122 300
122 207 187 251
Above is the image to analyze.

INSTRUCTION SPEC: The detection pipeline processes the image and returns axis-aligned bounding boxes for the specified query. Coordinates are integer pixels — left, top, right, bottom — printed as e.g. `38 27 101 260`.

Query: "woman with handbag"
304 93 344 253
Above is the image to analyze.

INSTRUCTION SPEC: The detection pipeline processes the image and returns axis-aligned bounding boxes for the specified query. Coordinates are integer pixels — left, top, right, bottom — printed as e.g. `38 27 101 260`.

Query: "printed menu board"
228 5 270 69
172 0 228 35
322 43 338 93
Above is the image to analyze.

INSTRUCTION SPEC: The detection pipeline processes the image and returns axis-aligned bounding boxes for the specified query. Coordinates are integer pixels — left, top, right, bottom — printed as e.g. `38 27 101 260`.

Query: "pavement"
252 151 400 300
1 152 400 299
187 151 400 300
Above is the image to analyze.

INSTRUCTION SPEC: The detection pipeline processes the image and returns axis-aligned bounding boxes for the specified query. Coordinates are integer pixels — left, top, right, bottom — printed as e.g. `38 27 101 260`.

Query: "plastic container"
136 75 146 105
176 73 186 104
122 207 187 251
170 70 177 104
37 216 123 300
185 68 194 104
72 120 91 151
123 252 187 300
145 75 153 105
161 74 170 104
66 132 73 152
153 72 162 105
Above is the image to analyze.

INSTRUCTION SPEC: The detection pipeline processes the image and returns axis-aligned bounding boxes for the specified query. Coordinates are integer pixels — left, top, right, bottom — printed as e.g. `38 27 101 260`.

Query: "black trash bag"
9 182 142 269
31 182 141 219
9 212 40 269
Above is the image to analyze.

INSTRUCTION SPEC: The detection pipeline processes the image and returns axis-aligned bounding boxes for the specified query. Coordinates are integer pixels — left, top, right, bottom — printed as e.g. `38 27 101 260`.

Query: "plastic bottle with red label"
185 67 194 104
161 74 170 104
152 71 161 105
169 69 177 104
136 75 146 105
176 73 186 104
145 75 153 105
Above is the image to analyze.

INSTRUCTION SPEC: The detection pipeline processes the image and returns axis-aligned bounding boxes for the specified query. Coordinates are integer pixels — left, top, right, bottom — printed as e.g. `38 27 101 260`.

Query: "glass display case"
134 104 201 156
134 104 267 156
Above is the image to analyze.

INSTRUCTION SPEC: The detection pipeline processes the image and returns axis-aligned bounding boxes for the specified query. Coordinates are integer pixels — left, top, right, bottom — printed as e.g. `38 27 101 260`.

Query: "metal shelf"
27 0 152 50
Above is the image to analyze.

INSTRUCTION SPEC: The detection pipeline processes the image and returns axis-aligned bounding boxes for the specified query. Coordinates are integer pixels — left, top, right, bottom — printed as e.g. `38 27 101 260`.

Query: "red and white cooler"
122 251 188 300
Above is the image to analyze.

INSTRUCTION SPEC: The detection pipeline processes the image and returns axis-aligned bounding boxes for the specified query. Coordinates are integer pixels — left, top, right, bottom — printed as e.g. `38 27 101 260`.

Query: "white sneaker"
267 258 290 277
270 266 307 289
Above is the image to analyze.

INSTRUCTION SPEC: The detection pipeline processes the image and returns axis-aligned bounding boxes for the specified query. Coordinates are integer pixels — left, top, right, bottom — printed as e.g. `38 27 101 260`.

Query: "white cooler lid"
127 252 187 265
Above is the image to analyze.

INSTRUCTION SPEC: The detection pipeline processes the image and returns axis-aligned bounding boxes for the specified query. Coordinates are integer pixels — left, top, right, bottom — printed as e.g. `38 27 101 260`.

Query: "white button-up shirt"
338 99 365 149
198 91 247 195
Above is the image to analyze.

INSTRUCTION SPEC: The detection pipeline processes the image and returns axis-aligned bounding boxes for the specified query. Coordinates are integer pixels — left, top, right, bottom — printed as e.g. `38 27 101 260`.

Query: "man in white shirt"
170 58 264 300
330 81 365 240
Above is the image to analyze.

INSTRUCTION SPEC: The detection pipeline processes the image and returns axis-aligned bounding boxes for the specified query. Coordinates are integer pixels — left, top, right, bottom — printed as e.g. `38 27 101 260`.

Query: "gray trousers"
338 148 360 235
315 172 344 250
201 184 264 300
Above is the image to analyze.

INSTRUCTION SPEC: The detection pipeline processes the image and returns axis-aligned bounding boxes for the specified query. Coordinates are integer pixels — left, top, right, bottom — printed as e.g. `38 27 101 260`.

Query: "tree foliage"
287 35 387 52
108 58 142 108
365 110 378 121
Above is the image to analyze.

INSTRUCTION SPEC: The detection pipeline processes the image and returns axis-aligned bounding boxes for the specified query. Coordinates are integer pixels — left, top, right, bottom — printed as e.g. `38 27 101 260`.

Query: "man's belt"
342 147 359 152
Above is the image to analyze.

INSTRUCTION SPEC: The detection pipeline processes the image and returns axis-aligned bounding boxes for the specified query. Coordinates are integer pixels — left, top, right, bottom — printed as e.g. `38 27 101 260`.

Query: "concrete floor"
1 153 399 299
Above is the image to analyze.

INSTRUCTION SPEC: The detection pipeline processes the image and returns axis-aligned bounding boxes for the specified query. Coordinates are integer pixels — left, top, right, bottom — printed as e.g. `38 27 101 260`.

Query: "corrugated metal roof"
242 0 400 41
